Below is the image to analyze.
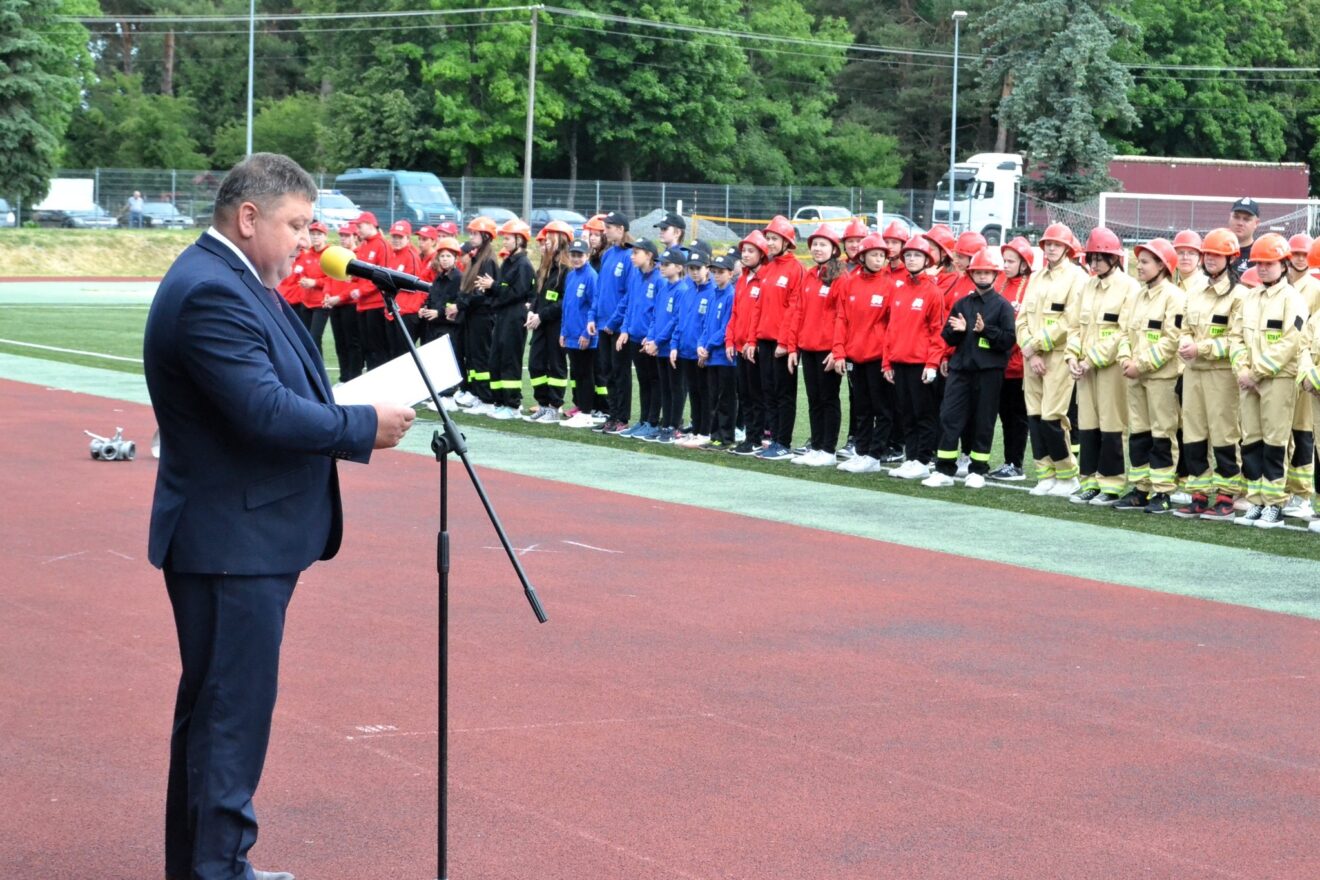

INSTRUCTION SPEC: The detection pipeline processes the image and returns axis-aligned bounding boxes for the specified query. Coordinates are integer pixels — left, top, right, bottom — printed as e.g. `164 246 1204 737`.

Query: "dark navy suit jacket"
144 232 378 574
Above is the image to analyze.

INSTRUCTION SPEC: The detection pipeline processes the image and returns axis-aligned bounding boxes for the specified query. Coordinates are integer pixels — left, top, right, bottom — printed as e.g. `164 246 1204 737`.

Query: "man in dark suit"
143 153 416 880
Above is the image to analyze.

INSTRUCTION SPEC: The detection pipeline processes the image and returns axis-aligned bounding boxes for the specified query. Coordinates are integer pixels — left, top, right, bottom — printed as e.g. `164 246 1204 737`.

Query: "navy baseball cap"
1232 197 1260 217
660 246 689 266
568 238 590 254
626 237 659 257
686 249 709 267
710 252 738 271
658 212 687 231
604 211 630 228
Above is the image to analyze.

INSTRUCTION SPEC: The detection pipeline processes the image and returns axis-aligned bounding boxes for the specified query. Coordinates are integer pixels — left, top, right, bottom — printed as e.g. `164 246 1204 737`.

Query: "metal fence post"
595 179 601 213
661 182 666 214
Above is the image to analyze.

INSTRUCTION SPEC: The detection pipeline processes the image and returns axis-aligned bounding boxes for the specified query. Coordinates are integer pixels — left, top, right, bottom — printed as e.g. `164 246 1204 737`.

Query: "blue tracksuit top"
700 281 735 367
671 277 712 359
560 264 598 349
599 246 635 332
648 276 687 353
618 266 660 339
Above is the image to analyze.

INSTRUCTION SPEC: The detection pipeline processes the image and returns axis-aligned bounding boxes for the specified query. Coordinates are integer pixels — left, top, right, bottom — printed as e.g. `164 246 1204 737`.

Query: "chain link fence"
34 167 939 232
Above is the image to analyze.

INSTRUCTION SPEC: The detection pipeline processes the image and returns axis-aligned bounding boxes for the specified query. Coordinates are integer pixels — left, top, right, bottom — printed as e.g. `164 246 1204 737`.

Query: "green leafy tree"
977 0 1139 200
64 73 207 169
212 94 328 171
0 0 93 204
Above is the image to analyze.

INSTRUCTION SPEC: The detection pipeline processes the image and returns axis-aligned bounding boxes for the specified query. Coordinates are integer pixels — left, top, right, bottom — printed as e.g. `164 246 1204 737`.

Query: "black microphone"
320 245 429 292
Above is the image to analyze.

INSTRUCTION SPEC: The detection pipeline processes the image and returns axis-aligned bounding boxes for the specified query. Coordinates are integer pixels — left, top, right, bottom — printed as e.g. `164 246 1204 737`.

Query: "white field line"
0 338 143 363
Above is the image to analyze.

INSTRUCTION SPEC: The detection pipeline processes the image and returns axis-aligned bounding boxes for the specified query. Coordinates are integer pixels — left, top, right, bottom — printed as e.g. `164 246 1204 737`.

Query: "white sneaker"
734 428 746 443
439 395 459 412
454 391 477 406
1048 477 1081 497
1283 497 1315 519
964 472 985 489
896 462 930 480
1029 477 1058 496
536 408 562 423
1170 490 1192 505
955 454 971 478
560 412 595 428
808 449 837 467
1309 519 1320 534
922 472 956 488
489 406 517 420
467 402 494 415
849 455 881 474
887 460 914 478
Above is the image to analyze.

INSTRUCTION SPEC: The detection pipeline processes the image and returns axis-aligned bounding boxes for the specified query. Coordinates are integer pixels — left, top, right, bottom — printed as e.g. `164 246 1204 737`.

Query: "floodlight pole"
245 0 255 156
949 10 967 231
521 6 542 220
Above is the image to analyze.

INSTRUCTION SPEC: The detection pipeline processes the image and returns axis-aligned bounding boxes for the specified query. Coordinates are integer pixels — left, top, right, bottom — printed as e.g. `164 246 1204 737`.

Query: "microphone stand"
375 279 548 880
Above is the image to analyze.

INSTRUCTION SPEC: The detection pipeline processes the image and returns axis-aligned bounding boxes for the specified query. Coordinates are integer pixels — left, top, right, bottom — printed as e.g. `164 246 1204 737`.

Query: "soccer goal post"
1097 192 1320 242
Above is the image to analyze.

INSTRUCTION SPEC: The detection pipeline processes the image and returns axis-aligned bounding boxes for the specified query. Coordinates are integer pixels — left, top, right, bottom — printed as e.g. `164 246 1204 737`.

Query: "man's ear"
235 201 259 239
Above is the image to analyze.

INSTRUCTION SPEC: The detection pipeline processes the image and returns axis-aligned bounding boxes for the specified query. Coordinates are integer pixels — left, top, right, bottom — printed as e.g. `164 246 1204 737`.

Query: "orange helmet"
435 236 463 256
1002 236 1034 270
858 233 888 256
499 217 531 241
739 229 770 258
537 219 574 241
583 214 607 233
1084 227 1124 258
955 230 988 257
923 225 956 258
1134 237 1178 277
967 247 1004 273
764 215 797 247
1249 232 1290 264
1289 233 1313 255
881 220 910 243
900 236 936 263
1040 222 1076 252
1240 267 1261 287
466 216 497 237
1172 230 1203 253
807 224 841 249
841 218 870 240
1200 228 1240 258
1308 238 1320 270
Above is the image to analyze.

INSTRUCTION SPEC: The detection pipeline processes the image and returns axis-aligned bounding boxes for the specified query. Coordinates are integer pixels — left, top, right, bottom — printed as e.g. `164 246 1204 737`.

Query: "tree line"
6 0 1320 209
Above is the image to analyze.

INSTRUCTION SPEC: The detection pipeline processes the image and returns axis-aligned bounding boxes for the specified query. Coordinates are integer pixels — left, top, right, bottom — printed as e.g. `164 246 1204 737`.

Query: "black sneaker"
730 440 758 456
1069 487 1101 505
1256 505 1285 529
987 463 1025 481
1144 492 1172 514
1113 490 1149 512
879 448 905 464
592 419 616 434
837 442 857 460
1172 494 1209 519
1088 492 1121 507
1200 496 1236 522
1235 504 1264 526
792 442 813 456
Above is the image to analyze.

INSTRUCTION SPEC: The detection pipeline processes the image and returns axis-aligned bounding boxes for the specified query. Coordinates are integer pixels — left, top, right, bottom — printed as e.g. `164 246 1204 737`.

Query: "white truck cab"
931 152 1023 244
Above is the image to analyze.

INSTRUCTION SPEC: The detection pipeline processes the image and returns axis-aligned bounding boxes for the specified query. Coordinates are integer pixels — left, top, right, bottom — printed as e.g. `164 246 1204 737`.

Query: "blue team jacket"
598 246 634 333
700 281 735 367
616 266 660 339
647 276 688 353
560 264 598 349
671 277 713 360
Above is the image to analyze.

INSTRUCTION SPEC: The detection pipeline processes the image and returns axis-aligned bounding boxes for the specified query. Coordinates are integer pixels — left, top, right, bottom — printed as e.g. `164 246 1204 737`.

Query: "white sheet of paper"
332 334 463 407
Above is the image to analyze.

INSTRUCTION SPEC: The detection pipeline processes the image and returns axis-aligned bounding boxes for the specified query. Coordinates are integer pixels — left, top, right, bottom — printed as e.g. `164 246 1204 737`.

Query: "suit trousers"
164 570 298 880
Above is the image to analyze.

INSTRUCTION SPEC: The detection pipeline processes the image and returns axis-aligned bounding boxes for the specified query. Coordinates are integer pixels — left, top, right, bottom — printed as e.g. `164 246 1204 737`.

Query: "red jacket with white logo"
728 265 764 351
286 245 328 308
831 269 889 364
881 273 946 371
1000 274 1029 379
353 233 390 311
783 263 844 353
749 252 804 343
387 243 425 316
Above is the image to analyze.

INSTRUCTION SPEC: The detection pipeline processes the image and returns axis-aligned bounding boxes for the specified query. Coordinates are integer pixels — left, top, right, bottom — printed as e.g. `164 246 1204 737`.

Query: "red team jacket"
831 267 889 364
1000 274 1029 379
284 245 328 308
728 264 765 351
881 272 946 371
353 232 390 311
749 252 804 343
783 263 843 353
385 243 425 317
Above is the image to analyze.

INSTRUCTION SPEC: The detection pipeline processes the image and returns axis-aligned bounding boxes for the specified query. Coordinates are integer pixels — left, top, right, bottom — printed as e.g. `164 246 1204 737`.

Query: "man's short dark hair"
213 153 317 224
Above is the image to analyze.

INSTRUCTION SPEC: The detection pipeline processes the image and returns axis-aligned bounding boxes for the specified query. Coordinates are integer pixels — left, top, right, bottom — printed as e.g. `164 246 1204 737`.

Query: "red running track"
2 378 1318 879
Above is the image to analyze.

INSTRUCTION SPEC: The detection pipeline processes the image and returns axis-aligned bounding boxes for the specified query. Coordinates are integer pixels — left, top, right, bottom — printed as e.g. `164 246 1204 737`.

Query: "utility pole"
521 6 542 219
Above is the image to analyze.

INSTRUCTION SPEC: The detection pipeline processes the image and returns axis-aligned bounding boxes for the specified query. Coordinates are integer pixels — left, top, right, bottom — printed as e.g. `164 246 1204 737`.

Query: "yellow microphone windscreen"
320 245 354 281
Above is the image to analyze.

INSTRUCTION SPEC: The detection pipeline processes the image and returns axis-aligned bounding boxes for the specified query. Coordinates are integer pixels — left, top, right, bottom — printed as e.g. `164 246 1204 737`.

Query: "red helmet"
857 233 888 256
1249 232 1290 264
1200 228 1239 258
1084 227 1124 258
1240 267 1261 287
739 229 770 258
536 219 574 241
1002 236 1034 270
1040 222 1076 252
1134 237 1178 277
764 215 797 247
955 230 988 257
807 224 841 249
1172 230 1203 253
1309 238 1320 270
841 218 870 240
436 221 459 237
466 216 498 237
1289 233 1313 255
923 225 956 257
499 217 531 241
900 236 936 262
967 247 1004 273
881 220 910 243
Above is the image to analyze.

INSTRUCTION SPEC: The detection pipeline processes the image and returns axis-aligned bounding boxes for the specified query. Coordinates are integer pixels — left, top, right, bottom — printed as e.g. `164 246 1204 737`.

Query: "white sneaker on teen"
1029 478 1058 496
849 455 881 474
1048 477 1081 497
955 454 971 478
922 472 955 488
964 472 985 489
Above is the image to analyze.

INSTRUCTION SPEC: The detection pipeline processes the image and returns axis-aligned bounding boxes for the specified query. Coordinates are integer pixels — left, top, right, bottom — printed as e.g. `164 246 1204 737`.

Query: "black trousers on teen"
707 364 737 443
680 358 708 434
628 340 660 426
998 376 1027 467
328 305 362 382
566 346 597 414
800 350 842 453
936 368 1004 476
737 355 764 440
756 339 797 446
850 359 889 459
891 363 938 464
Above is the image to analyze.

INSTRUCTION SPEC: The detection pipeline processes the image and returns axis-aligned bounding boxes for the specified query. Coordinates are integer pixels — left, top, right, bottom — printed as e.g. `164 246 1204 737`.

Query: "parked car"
33 206 118 229
0 198 14 228
791 205 856 238
864 212 919 235
333 169 461 228
529 208 587 236
468 206 520 228
121 202 195 228
313 189 361 227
